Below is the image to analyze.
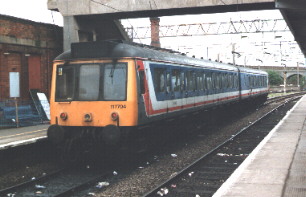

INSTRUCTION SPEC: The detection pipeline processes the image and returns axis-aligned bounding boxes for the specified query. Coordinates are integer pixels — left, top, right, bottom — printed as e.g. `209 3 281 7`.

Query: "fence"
0 99 49 129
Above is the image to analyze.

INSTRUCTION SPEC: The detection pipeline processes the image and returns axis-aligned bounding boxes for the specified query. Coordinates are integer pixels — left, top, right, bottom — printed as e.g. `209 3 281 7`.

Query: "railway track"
0 167 111 197
1 93 303 197
142 95 302 197
265 92 305 105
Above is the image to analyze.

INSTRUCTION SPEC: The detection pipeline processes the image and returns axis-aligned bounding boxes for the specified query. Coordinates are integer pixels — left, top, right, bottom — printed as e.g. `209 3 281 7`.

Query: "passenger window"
215 73 220 89
197 72 203 91
207 73 212 90
154 68 166 93
166 72 171 93
203 73 207 90
180 72 185 91
187 71 195 91
171 69 181 92
211 73 216 89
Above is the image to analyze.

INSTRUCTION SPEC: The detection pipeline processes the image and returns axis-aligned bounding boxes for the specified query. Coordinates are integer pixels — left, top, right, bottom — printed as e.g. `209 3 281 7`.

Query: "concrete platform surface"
0 124 48 150
214 95 306 197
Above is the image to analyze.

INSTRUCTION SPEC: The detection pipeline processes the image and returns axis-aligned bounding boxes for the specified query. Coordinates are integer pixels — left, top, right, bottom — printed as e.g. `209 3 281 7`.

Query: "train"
47 40 269 159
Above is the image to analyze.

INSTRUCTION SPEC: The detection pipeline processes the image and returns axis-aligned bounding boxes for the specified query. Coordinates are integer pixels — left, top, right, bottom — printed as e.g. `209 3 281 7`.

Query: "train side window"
203 73 207 90
197 72 203 91
166 72 171 93
234 75 238 89
139 71 145 94
186 71 195 91
207 73 212 90
154 68 166 93
222 74 227 89
211 73 216 89
171 69 181 92
180 72 185 91
229 74 233 89
215 73 220 89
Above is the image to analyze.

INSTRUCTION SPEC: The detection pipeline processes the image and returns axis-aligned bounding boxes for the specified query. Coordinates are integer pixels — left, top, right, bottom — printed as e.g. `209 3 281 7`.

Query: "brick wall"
0 15 63 101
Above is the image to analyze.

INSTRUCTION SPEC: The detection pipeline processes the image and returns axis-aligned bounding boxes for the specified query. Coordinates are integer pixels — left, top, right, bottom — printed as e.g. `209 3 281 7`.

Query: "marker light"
60 112 68 120
84 113 92 122
111 112 119 121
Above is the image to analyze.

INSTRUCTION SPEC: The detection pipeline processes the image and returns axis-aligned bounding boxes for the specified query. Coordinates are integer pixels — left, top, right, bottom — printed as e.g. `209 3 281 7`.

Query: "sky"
0 0 63 26
122 11 305 67
0 0 304 67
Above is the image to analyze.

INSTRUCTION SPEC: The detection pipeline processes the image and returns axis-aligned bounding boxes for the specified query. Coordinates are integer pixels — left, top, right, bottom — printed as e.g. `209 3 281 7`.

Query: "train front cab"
47 58 139 147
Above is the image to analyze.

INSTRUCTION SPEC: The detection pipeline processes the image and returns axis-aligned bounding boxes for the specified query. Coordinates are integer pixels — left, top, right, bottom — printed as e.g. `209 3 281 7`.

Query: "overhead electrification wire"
219 0 227 5
90 0 123 12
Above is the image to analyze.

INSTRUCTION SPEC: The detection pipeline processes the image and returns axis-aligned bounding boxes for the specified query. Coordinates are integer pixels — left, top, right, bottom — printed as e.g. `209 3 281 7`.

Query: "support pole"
15 97 19 127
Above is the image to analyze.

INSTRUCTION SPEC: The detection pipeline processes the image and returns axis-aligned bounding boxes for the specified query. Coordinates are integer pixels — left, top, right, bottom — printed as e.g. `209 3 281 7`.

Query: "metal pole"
233 53 235 66
15 97 19 127
297 62 300 90
283 70 287 94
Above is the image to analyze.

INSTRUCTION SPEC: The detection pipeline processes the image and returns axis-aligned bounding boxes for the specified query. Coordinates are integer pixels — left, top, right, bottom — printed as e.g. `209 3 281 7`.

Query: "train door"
151 64 172 115
136 60 148 121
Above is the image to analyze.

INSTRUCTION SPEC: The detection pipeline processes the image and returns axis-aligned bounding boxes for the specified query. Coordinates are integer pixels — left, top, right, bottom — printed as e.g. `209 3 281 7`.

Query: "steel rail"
142 94 302 197
0 168 66 195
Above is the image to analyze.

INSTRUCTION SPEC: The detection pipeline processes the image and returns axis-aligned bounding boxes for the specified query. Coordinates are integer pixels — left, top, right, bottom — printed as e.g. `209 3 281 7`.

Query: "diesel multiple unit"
47 40 269 157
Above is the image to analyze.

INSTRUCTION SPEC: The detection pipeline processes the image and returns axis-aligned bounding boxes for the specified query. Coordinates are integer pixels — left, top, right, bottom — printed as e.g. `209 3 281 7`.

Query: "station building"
0 14 63 102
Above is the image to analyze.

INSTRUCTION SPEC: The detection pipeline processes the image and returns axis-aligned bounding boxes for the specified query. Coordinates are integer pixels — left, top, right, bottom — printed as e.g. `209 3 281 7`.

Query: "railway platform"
214 95 306 197
0 124 48 150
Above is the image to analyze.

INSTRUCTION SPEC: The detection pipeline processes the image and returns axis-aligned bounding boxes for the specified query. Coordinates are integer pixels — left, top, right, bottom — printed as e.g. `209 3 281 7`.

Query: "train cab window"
154 68 166 93
56 66 75 101
171 69 181 92
79 65 100 101
103 63 127 101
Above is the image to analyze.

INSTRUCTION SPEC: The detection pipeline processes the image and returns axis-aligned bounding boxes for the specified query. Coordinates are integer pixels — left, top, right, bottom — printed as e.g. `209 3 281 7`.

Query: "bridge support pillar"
150 17 161 48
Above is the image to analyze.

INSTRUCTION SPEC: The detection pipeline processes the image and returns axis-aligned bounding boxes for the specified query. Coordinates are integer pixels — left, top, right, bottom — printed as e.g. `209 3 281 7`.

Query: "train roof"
238 66 268 75
55 40 266 75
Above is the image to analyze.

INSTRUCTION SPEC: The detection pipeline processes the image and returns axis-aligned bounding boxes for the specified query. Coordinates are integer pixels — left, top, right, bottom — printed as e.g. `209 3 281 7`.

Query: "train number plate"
111 104 126 109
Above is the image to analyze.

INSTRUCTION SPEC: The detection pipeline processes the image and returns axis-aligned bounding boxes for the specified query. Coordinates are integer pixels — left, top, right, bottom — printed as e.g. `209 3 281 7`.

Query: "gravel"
95 102 282 197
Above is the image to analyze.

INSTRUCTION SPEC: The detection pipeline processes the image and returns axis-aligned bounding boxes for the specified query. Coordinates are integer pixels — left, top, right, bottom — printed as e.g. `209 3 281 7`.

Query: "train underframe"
47 93 268 163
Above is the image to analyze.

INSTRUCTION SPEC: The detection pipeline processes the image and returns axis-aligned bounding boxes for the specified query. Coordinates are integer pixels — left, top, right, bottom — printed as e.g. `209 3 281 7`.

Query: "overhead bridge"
48 0 306 57
276 0 306 57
